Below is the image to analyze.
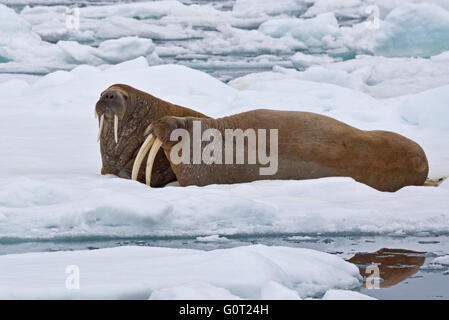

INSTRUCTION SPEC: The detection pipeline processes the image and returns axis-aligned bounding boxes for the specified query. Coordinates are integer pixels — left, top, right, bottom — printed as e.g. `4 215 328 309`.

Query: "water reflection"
347 248 426 288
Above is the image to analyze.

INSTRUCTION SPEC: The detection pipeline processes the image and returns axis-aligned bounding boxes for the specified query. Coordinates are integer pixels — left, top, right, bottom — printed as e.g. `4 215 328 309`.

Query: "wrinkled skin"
95 84 208 186
149 110 429 192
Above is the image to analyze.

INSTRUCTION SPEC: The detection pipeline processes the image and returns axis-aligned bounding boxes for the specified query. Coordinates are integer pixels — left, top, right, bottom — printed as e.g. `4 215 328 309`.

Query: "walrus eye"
123 95 128 100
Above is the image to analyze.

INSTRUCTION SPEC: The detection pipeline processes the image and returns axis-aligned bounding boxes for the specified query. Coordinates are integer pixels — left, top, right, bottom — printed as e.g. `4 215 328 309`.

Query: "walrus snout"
95 87 130 143
96 89 128 120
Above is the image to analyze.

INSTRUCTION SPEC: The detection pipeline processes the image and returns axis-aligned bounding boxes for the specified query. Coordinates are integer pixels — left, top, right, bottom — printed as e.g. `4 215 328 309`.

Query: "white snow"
230 54 449 99
259 13 341 49
0 245 361 299
321 289 376 300
433 255 449 266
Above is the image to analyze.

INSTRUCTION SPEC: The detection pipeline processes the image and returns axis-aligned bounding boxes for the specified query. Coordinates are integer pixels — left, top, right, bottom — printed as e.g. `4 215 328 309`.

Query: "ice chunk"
303 0 362 18
233 0 308 17
322 289 376 300
433 255 449 265
0 245 361 299
259 13 341 48
231 53 449 98
196 235 231 243
260 281 301 300
373 4 449 57
291 52 335 68
95 37 157 64
149 282 240 300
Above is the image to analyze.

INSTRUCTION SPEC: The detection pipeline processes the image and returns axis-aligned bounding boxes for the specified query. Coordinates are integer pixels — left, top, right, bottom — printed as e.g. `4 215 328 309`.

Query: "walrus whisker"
131 133 155 181
114 114 119 144
145 138 163 186
96 114 104 142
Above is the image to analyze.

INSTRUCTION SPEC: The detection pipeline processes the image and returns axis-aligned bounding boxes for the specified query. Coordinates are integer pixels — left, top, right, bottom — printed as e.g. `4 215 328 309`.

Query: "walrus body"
147 110 428 192
95 84 208 186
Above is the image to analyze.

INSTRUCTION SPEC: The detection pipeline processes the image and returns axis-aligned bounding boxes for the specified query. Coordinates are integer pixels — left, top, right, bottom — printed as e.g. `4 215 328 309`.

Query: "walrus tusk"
146 138 163 186
97 114 104 142
131 134 155 181
143 124 152 137
114 114 119 144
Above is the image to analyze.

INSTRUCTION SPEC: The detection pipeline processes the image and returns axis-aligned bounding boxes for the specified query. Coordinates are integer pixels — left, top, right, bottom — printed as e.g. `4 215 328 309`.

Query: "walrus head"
95 85 130 144
95 84 208 187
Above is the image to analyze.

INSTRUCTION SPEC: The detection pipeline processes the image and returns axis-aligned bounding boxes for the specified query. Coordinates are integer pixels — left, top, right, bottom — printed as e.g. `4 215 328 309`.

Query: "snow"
433 255 449 266
259 13 341 49
230 53 449 99
0 4 162 73
0 245 361 299
0 60 449 241
321 289 376 300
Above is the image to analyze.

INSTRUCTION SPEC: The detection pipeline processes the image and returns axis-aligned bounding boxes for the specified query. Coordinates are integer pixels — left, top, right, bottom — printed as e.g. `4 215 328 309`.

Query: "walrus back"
208 109 429 191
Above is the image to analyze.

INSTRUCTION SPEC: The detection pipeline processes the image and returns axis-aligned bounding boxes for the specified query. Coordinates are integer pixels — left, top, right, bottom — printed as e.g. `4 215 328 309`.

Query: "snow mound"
321 289 376 300
0 245 361 299
230 54 449 98
433 255 449 266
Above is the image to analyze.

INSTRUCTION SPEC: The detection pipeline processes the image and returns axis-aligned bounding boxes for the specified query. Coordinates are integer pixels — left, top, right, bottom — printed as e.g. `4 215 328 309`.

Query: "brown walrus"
95 84 208 186
137 109 429 192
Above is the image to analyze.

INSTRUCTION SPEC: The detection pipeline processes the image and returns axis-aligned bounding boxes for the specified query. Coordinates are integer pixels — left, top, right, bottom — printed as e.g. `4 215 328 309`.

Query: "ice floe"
0 245 361 299
0 60 448 241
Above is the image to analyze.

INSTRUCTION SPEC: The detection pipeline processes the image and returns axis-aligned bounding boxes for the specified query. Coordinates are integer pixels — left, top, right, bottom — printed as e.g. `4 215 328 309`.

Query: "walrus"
135 109 429 192
95 84 208 186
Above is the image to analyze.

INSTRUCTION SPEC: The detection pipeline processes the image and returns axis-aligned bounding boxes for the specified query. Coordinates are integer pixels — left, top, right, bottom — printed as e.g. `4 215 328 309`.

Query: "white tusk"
114 114 119 144
131 134 155 181
143 124 152 137
97 114 104 142
146 138 163 186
